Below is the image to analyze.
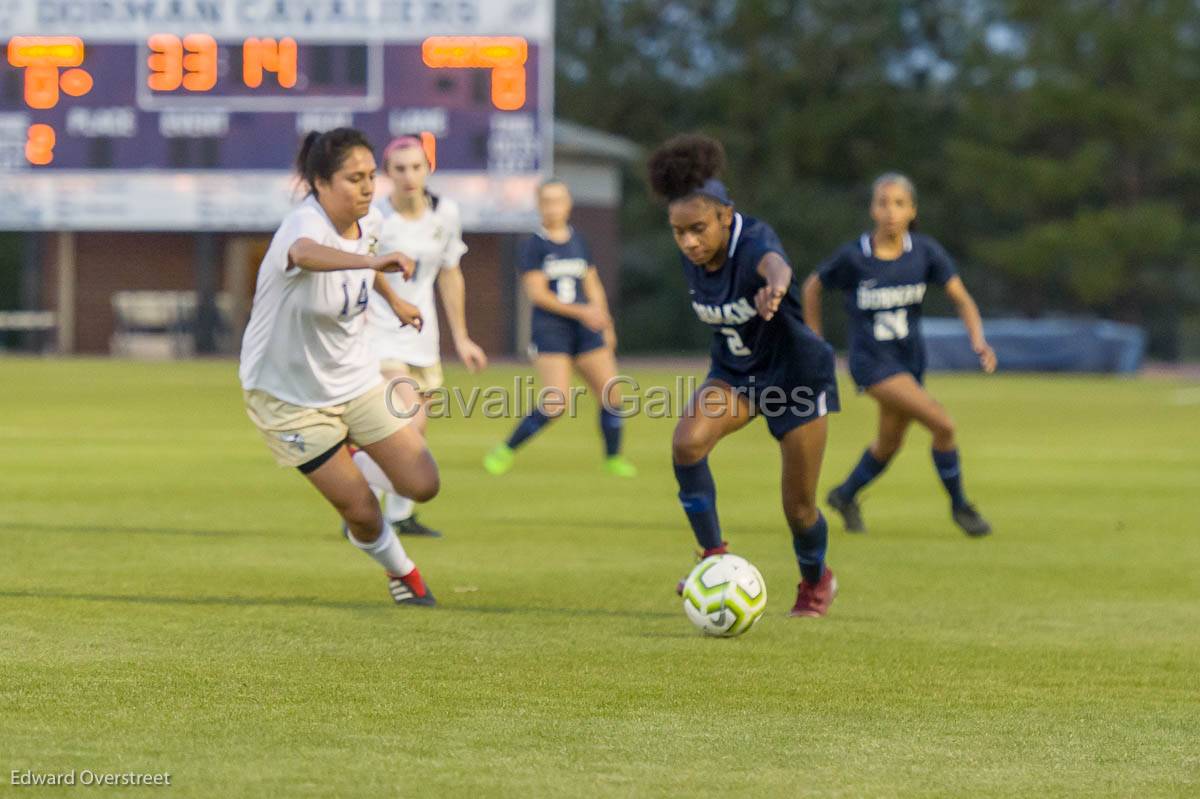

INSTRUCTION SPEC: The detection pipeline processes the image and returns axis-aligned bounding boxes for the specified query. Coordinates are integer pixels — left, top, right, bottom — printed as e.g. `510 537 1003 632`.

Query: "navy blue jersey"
683 214 813 374
818 232 957 386
518 229 592 320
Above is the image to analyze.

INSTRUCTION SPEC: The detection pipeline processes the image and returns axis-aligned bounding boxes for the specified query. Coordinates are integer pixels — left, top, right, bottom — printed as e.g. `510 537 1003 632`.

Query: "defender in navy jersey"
649 133 838 618
803 173 996 537
482 179 637 478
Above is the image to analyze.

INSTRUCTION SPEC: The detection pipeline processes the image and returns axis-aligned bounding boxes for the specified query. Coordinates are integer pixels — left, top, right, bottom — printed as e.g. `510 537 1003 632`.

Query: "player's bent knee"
672 429 711 465
784 500 820 527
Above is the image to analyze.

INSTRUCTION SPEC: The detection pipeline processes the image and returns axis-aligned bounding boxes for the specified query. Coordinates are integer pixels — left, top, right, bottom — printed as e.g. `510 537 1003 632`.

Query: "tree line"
555 0 1200 358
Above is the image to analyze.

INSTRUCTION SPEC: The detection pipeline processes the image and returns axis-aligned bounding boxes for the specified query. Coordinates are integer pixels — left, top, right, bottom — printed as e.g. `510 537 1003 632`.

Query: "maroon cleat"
790 567 838 617
675 543 728 596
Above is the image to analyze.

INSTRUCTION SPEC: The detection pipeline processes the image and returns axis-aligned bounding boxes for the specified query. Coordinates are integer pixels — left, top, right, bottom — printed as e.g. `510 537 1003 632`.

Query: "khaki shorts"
380 359 444 393
243 382 411 468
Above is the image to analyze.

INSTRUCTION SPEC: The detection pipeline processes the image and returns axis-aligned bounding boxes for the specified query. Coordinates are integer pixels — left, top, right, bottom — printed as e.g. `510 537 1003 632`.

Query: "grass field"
1 357 1198 797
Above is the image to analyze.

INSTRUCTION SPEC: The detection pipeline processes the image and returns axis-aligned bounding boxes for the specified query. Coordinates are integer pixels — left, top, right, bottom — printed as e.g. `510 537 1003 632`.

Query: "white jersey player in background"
239 127 439 606
351 135 489 538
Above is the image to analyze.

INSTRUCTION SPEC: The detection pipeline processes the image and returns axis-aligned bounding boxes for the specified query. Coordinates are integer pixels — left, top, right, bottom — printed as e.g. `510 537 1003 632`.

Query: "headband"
693 178 733 206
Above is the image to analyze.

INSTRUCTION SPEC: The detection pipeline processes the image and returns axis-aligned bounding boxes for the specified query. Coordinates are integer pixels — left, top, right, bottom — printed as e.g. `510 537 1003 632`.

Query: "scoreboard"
0 0 553 231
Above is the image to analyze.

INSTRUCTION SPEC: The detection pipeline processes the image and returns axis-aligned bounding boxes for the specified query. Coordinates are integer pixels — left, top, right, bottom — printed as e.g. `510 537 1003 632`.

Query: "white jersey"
366 194 468 367
239 196 385 407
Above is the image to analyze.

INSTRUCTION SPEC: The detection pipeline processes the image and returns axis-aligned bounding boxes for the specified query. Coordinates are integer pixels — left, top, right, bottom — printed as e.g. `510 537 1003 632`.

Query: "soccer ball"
681 554 767 637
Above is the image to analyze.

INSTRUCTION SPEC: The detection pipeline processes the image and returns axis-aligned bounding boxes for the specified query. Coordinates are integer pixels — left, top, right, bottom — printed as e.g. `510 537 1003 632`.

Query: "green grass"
1 358 1198 797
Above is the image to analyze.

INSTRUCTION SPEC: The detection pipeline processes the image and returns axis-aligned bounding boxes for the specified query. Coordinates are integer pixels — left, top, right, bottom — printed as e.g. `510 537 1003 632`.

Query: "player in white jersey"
352 135 488 538
239 127 438 606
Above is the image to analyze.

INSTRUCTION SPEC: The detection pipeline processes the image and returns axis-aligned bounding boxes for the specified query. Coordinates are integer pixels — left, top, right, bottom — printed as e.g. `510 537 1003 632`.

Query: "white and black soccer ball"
681 554 767 637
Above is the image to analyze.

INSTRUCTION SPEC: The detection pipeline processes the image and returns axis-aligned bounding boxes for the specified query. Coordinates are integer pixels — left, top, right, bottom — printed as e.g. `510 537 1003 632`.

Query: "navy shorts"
849 347 925 391
531 313 606 357
708 337 841 440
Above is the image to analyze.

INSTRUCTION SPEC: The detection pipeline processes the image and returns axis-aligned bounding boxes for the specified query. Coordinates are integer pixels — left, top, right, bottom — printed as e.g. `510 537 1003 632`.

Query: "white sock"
351 449 394 493
351 450 415 523
384 492 415 523
349 517 415 577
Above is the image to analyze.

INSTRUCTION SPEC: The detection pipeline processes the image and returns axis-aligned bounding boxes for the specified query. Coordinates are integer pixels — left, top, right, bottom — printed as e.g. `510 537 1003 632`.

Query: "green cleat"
604 455 638 478
483 443 515 475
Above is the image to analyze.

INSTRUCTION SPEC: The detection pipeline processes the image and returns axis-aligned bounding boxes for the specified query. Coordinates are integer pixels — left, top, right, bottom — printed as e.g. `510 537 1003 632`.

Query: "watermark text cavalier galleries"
10 769 171 787
384 374 821 420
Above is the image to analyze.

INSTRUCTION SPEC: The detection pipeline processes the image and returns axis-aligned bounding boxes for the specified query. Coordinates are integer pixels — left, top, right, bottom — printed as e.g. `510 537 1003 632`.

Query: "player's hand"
754 285 786 321
455 337 488 373
579 304 611 332
390 297 423 331
372 251 416 280
975 341 997 374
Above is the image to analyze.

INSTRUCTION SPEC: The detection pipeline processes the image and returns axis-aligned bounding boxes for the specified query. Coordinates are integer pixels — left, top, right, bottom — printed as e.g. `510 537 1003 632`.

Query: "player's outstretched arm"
288 238 415 277
801 273 825 338
944 276 996 373
754 252 791 321
436 267 488 372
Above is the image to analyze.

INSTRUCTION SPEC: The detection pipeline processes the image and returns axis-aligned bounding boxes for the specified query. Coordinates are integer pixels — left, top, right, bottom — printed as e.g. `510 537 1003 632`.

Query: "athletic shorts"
380 359 444 393
848 347 925 391
243 382 410 469
530 313 605 357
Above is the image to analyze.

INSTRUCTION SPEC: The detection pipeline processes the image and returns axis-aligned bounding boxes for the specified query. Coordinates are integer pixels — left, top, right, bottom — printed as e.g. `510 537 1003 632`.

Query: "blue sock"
674 458 722 550
836 448 889 500
789 513 828 584
932 448 967 509
599 409 623 457
506 409 552 450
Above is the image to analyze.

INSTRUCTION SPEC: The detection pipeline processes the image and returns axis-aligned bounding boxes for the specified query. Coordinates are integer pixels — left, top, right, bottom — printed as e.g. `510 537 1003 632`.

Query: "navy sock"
599 409 623 457
674 458 722 550
789 513 828 585
506 409 552 450
836 448 889 500
932 448 967 509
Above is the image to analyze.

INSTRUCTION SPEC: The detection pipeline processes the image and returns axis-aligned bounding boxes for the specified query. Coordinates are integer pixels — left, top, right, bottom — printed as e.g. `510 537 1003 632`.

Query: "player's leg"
303 444 434 606
672 380 754 561
352 363 436 532
484 353 572 474
574 344 637 477
867 373 991 535
827 404 910 533
779 417 838 616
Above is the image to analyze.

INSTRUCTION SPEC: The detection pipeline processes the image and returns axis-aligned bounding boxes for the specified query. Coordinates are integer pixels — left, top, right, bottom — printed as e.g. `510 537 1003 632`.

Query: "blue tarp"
922 317 1146 374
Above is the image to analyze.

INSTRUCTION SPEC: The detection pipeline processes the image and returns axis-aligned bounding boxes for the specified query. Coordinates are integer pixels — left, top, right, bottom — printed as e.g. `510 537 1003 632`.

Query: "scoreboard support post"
194 233 219 355
55 231 75 354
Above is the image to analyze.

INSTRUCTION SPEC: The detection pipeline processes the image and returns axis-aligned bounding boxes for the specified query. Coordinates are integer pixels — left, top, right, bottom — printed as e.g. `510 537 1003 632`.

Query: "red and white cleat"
789 567 838 617
388 567 437 607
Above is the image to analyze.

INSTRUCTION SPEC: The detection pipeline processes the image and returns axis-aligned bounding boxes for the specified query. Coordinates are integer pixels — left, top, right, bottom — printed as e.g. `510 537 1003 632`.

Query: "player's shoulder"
432 195 462 220
910 231 948 255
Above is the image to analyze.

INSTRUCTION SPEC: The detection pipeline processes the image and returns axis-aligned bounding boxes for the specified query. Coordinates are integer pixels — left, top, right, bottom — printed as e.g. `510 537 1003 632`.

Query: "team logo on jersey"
692 297 757 326
367 235 379 255
280 432 306 454
856 282 927 311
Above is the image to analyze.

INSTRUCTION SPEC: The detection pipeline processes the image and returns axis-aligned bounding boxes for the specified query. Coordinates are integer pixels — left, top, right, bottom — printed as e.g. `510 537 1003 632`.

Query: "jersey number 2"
720 327 752 356
341 278 369 318
873 309 909 341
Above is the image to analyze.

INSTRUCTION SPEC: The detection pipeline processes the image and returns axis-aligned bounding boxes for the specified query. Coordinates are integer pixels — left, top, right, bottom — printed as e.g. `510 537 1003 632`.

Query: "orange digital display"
6 36 91 110
147 34 217 92
422 36 528 111
243 38 298 89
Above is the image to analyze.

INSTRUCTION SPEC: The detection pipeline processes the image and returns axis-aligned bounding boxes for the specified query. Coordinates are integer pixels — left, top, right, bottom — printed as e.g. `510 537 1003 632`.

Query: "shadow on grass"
490 516 672 532
0 521 270 538
0 590 679 621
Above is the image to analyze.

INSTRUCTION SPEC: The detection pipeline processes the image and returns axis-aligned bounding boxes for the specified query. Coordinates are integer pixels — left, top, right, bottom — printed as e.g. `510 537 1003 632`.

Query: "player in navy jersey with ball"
803 173 995 537
649 134 839 618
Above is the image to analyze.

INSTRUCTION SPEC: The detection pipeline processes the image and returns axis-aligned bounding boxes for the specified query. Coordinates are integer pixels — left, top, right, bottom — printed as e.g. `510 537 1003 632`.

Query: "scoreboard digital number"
0 0 554 231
